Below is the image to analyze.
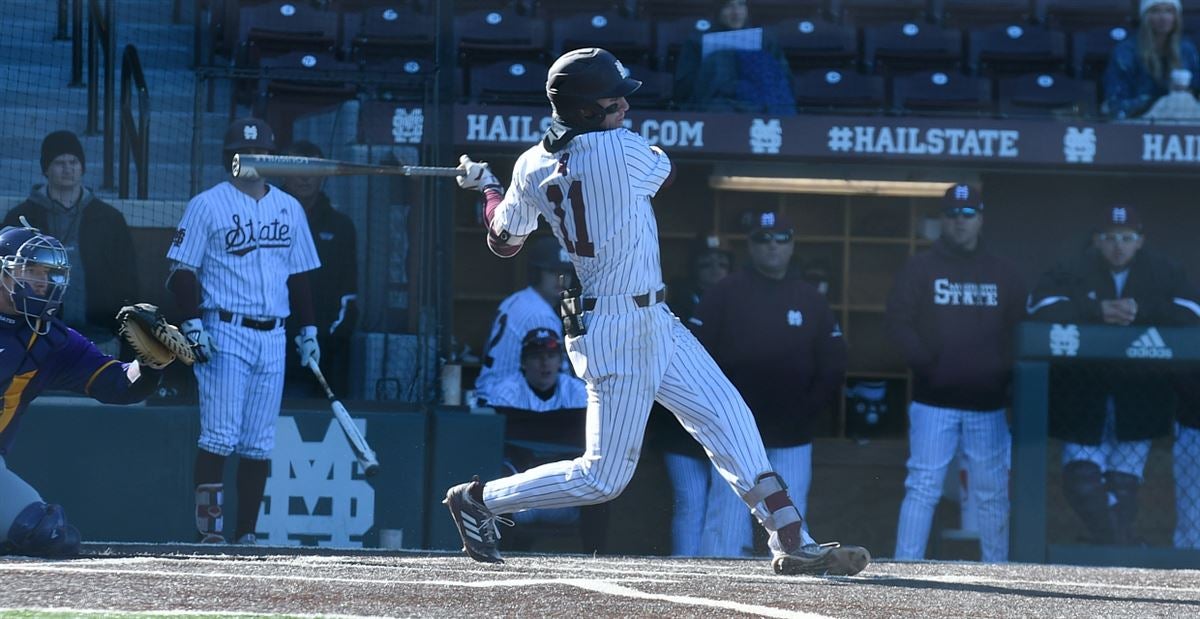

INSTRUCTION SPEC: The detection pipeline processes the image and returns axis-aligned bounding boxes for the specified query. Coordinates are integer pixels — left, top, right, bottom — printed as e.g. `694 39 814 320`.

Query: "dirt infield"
1 543 1198 618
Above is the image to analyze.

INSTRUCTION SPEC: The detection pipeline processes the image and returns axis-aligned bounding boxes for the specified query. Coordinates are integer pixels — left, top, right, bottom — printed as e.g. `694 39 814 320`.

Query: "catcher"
0 223 191 558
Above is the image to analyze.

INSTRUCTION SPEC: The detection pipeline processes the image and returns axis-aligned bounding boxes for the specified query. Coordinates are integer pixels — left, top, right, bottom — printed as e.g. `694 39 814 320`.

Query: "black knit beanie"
40 130 86 173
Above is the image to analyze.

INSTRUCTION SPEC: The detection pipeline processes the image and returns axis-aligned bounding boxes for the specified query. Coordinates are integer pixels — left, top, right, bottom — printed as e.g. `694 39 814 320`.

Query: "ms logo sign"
258 416 376 547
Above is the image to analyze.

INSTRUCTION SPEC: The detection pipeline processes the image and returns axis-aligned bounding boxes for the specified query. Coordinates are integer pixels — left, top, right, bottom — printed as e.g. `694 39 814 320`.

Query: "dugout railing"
1012 322 1200 568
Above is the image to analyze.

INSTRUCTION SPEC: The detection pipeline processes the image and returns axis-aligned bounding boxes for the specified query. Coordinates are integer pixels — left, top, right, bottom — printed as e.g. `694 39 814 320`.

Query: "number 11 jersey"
491 129 673 297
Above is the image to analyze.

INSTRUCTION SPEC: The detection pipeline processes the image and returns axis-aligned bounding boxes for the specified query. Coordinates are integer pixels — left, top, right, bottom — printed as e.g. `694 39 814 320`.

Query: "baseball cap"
742 210 795 233
527 235 573 271
1100 204 1143 231
521 328 562 357
223 117 277 152
942 183 984 210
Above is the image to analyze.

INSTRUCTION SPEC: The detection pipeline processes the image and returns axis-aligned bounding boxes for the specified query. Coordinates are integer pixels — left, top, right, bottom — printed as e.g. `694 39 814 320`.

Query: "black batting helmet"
223 117 276 173
546 48 641 130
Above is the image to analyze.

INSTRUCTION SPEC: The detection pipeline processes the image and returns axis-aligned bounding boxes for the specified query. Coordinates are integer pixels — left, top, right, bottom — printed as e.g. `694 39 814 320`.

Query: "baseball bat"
232 154 462 179
306 360 380 477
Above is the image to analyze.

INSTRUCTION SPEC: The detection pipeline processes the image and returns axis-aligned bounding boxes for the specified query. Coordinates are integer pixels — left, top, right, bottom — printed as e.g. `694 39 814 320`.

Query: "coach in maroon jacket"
887 184 1026 563
691 210 847 557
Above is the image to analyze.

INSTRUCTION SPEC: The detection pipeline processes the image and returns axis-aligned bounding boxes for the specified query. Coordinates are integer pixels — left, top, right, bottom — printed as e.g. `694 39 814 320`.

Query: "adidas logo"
1126 327 1173 359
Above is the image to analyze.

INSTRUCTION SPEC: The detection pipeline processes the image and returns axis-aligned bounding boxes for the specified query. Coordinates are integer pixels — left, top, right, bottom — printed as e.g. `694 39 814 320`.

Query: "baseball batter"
0 225 162 557
443 47 869 575
167 118 321 544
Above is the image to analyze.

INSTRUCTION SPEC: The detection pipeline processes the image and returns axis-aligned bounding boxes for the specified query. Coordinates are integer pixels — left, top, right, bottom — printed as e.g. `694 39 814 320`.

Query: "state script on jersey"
491 129 673 296
167 182 321 318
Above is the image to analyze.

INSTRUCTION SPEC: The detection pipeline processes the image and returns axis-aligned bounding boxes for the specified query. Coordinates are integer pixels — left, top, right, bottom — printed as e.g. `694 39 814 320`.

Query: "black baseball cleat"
443 476 512 564
771 541 871 576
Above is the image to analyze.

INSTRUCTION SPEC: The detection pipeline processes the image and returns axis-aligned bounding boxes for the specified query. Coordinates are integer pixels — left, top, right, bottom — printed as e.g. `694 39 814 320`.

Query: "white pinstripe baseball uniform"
476 129 780 521
474 287 562 404
167 181 321 458
487 372 587 412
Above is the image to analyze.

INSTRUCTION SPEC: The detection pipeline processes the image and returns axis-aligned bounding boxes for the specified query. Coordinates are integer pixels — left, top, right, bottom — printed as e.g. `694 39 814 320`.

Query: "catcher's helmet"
546 48 641 129
0 224 70 330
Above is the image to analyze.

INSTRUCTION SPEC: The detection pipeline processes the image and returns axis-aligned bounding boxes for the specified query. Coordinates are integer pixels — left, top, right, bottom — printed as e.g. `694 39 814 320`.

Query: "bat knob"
364 464 380 477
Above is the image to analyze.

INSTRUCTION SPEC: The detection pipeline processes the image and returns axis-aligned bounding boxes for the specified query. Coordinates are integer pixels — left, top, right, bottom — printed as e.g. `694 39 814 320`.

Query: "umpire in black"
280 141 359 397
1028 204 1193 545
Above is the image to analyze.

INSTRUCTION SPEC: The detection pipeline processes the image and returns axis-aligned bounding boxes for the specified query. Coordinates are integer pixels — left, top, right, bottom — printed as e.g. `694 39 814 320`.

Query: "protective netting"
1045 360 1200 550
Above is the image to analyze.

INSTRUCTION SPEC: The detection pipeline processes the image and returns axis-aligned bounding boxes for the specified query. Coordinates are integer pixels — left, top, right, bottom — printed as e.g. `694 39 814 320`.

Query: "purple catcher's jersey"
0 313 153 455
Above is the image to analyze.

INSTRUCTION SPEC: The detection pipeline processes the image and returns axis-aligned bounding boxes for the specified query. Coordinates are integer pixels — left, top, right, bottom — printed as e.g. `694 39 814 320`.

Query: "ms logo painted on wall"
259 416 376 547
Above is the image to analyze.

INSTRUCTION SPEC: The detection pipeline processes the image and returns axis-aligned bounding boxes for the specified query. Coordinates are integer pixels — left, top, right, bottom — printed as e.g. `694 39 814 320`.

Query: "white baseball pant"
195 311 287 459
895 402 1010 562
1061 397 1151 479
700 444 812 557
1175 423 1200 549
481 304 774 518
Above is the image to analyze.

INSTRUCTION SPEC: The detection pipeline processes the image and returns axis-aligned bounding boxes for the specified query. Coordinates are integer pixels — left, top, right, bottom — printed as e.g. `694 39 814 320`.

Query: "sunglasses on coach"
942 206 980 219
749 230 794 244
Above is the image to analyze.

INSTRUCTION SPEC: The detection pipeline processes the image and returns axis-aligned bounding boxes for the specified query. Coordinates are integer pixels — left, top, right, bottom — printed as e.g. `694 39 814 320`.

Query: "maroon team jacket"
691 268 847 447
885 239 1027 412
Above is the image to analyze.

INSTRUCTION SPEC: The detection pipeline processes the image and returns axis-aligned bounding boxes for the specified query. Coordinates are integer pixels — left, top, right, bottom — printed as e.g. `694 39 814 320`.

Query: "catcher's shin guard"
195 483 225 543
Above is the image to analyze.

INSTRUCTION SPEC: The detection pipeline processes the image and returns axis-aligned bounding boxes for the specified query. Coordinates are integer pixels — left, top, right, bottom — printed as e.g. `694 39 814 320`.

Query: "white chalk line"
0 607 389 619
0 563 829 618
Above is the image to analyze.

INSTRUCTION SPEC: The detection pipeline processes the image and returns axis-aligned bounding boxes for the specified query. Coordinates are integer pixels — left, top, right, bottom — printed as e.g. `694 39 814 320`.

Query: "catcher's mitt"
116 303 196 369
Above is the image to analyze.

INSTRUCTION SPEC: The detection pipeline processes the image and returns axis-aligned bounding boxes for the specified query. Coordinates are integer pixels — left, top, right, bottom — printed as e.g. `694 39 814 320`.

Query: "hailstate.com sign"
356 103 1200 171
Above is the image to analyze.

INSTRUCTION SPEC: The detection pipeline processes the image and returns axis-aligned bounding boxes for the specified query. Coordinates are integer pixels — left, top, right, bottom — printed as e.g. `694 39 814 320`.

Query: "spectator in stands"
487 328 606 553
673 0 796 114
474 235 575 406
886 184 1025 563
280 141 359 398
4 130 138 354
1028 205 1192 545
1103 0 1200 119
692 210 845 557
646 234 733 556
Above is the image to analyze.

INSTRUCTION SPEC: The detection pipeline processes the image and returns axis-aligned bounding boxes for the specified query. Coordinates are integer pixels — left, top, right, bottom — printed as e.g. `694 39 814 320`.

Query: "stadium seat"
468 60 551 105
551 11 653 64
996 72 1097 118
1039 0 1134 32
1070 25 1133 80
456 7 548 65
237 1 338 66
768 19 858 72
891 70 993 114
749 0 827 21
793 68 886 113
862 21 964 75
938 0 1034 29
653 16 713 74
348 5 434 64
967 24 1068 76
363 56 436 100
838 0 931 26
255 51 360 146
642 0 714 20
621 63 675 109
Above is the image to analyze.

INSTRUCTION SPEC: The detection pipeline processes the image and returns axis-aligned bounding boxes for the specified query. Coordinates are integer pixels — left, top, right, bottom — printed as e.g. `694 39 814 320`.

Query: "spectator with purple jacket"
692 210 846 557
887 184 1026 562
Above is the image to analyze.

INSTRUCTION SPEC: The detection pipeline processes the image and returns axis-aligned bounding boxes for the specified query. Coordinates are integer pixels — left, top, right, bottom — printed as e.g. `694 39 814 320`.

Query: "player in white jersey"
166 118 322 544
488 328 588 413
474 236 574 405
444 47 870 575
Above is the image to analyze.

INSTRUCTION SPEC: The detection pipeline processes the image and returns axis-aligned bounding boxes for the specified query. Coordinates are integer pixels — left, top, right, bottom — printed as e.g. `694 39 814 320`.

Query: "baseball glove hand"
456 155 501 192
116 303 196 369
